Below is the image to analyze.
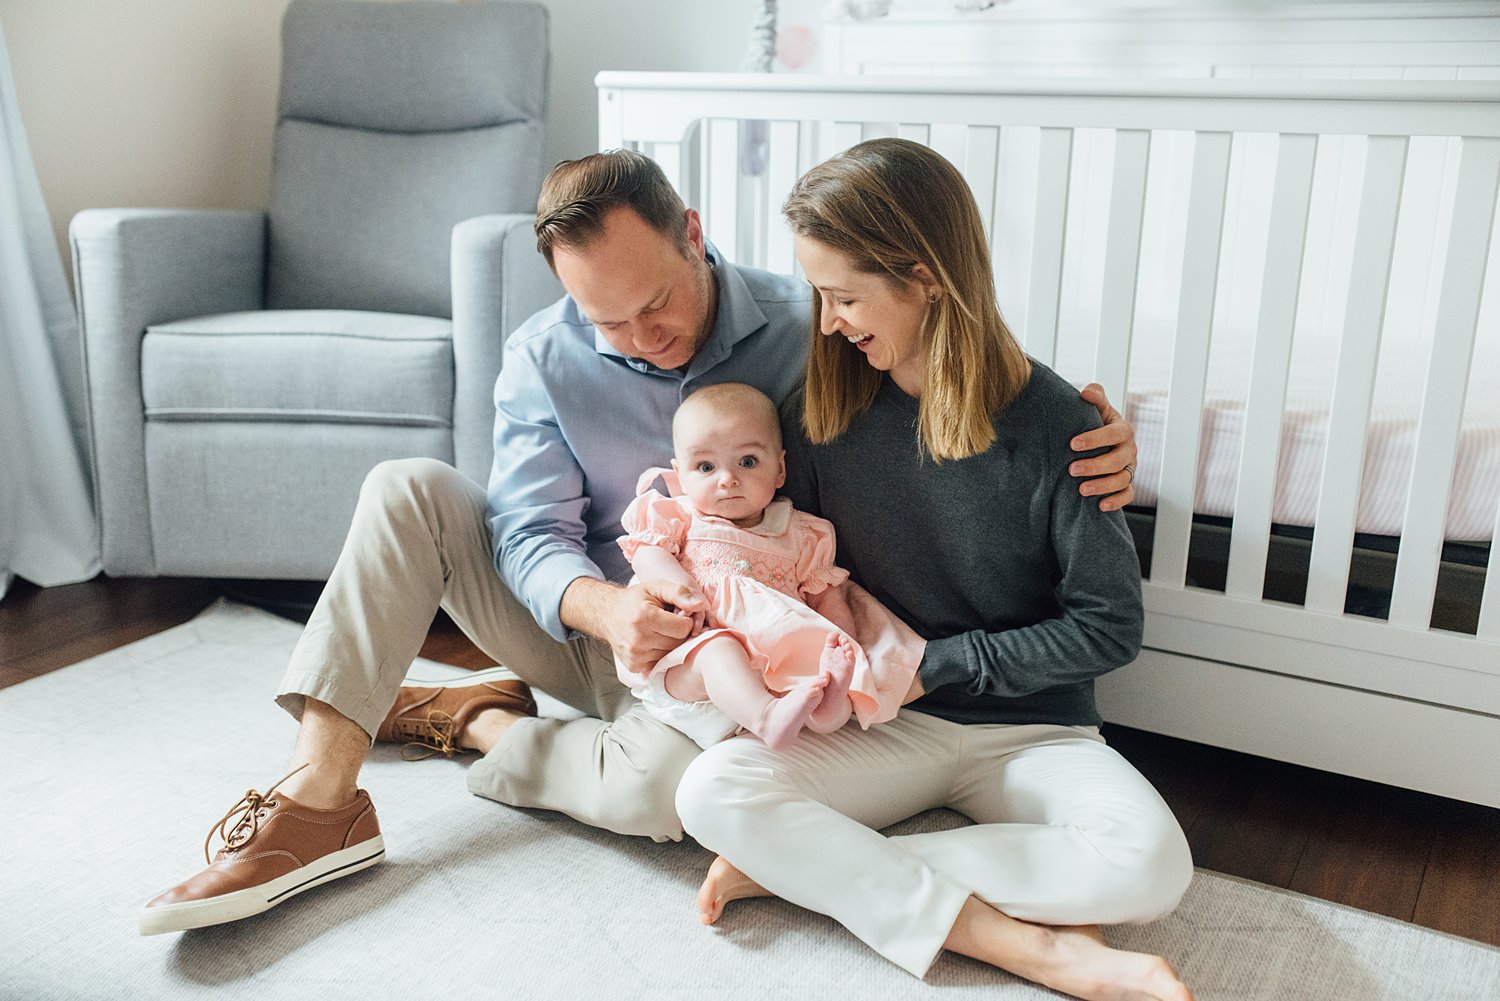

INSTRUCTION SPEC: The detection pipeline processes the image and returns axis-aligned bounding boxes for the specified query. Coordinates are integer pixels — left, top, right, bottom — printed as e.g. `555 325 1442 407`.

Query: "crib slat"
809 122 848 167
736 122 773 268
833 121 863 154
959 127 1000 252
1481 505 1500 640
648 141 684 199
707 119 740 261
1025 127 1073 367
928 122 970 174
995 126 1039 333
1305 136 1410 615
898 123 930 145
1094 129 1151 401
676 123 704 218
766 121 801 276
798 121 820 178
1226 133 1318 601
1389 137 1500 629
1151 131 1233 589
925 122 996 256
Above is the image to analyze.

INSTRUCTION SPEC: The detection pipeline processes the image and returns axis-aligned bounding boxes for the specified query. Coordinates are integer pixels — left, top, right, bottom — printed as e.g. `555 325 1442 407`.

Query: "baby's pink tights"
675 633 857 751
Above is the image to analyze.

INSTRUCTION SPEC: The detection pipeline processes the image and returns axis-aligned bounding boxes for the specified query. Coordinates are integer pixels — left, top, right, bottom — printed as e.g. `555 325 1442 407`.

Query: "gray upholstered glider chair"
71 0 561 580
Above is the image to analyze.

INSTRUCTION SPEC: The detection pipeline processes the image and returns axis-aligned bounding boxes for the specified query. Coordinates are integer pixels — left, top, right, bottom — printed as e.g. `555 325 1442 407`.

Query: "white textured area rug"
5 601 1498 1001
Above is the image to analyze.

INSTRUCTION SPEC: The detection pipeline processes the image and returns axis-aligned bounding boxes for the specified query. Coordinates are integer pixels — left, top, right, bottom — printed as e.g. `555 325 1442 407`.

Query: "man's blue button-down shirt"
486 247 812 641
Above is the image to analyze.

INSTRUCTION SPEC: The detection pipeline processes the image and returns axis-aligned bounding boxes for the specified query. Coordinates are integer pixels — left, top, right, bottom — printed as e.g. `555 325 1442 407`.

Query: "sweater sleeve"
916 450 1144 698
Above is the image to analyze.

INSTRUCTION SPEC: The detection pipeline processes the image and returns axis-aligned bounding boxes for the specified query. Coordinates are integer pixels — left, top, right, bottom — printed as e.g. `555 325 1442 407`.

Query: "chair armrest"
450 213 564 484
70 208 267 575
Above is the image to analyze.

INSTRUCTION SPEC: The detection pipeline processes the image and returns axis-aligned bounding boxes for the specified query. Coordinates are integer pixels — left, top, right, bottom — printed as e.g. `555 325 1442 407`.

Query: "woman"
674 139 1195 1001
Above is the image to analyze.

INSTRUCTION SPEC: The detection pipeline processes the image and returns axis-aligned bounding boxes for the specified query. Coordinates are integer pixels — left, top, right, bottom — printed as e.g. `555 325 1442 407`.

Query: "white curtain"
0 17 100 600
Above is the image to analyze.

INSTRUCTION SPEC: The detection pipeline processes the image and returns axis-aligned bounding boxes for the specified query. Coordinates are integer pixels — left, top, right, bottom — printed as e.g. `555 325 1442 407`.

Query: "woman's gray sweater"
782 362 1143 726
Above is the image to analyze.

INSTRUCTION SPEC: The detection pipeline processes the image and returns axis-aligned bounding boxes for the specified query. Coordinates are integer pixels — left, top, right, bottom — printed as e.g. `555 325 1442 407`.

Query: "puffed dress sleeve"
617 489 692 561
793 511 850 597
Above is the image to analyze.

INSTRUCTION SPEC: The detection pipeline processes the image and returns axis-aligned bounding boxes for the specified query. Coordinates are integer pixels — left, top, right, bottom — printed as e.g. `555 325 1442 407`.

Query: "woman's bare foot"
947 897 1193 1001
808 633 856 731
696 855 773 924
1025 924 1192 1001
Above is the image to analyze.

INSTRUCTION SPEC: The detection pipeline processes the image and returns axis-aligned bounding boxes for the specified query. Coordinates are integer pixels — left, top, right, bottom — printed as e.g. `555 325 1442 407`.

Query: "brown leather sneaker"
376 665 537 760
139 770 384 935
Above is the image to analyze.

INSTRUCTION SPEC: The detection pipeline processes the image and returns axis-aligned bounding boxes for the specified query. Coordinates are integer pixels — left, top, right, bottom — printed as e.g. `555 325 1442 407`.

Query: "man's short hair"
534 149 691 267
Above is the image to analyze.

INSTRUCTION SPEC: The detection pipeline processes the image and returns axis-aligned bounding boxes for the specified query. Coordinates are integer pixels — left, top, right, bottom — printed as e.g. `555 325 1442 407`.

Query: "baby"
616 382 915 751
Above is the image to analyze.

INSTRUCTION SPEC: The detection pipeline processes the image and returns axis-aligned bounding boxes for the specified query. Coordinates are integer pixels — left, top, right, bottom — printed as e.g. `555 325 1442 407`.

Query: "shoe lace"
203 763 308 863
400 710 464 761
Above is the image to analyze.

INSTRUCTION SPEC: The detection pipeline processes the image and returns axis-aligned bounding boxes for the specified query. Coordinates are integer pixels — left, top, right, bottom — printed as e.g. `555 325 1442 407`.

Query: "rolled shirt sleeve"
487 342 605 641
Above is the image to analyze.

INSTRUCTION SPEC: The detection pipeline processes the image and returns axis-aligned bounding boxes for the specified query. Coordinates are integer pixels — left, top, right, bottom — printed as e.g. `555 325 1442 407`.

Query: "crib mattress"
1056 332 1500 544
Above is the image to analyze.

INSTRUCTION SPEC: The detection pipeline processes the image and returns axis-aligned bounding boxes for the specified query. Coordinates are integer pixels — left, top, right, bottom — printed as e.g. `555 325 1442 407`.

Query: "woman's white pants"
675 710 1193 978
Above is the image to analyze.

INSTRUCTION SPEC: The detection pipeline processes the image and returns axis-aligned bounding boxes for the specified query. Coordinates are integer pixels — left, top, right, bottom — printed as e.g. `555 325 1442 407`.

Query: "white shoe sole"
137 834 386 936
401 665 524 688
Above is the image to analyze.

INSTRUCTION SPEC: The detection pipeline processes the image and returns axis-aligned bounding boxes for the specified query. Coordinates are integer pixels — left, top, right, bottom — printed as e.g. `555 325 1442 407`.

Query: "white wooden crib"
596 70 1500 807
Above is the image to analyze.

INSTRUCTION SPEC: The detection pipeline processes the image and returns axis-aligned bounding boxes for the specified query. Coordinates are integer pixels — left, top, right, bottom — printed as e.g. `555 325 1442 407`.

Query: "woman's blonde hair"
783 138 1030 461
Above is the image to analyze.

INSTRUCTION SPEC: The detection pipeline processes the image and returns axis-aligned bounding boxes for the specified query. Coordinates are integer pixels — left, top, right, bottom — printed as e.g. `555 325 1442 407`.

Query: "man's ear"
684 208 707 259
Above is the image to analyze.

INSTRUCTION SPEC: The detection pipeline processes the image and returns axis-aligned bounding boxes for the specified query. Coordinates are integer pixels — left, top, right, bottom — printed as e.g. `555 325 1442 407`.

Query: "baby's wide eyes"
695 461 715 474
738 456 759 469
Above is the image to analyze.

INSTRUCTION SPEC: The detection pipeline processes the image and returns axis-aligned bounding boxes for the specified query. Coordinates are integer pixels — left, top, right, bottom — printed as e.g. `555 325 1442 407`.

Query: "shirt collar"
682 243 768 382
678 495 793 537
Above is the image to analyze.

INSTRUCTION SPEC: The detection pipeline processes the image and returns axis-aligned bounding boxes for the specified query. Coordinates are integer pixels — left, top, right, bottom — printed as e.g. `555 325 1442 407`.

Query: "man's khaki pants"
275 458 701 841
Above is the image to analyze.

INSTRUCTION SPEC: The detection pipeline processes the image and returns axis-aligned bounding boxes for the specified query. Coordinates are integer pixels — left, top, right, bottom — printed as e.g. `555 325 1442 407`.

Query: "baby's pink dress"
618 484 910 728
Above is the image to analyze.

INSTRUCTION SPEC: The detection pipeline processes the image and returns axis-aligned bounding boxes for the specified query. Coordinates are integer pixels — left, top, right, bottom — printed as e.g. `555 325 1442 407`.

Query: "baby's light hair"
673 382 782 454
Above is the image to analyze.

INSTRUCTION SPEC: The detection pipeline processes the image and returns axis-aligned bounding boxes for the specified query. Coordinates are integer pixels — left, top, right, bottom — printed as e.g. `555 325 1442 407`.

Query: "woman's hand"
1071 383 1138 513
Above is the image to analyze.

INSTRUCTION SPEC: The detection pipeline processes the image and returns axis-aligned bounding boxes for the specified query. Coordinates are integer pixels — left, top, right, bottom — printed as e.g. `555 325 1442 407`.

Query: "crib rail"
596 72 1500 727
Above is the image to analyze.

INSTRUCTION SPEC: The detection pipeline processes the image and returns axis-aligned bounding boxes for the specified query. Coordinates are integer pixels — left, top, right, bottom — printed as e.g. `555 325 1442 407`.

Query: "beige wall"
4 0 289 259
3 0 762 266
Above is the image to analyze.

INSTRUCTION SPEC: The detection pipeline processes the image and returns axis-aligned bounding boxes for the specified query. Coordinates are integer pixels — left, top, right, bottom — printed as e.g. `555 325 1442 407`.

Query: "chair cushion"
266 0 549 317
141 310 454 427
266 119 543 317
278 0 547 134
144 422 451 578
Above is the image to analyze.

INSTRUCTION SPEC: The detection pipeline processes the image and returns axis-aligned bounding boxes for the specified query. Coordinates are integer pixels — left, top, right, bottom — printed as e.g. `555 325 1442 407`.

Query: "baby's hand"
672 589 709 636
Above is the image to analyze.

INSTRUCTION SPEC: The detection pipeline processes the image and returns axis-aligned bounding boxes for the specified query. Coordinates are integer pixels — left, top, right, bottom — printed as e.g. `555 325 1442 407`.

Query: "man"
139 150 1139 936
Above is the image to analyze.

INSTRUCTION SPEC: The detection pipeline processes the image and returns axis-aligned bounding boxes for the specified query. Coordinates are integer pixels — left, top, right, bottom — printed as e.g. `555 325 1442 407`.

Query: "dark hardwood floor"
4 573 1497 948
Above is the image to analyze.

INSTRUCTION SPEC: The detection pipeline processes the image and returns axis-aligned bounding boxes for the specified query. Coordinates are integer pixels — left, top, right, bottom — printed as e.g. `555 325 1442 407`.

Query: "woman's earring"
928 291 939 304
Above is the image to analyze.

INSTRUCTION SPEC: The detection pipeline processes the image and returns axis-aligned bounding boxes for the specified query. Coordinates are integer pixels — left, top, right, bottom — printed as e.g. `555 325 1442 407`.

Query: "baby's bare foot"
754 683 823 751
696 855 772 925
809 633 856 731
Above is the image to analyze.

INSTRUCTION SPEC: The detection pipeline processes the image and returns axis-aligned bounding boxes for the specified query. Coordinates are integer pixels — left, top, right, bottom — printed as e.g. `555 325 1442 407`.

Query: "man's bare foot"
696 855 773 924
947 897 1193 1001
808 633 856 731
754 679 826 751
